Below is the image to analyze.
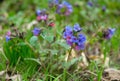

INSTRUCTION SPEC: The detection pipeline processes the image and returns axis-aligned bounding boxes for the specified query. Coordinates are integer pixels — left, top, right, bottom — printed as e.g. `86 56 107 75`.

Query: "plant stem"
67 47 72 62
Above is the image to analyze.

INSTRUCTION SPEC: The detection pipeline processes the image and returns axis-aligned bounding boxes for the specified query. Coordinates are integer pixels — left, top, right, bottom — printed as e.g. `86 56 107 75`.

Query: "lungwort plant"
3 28 38 69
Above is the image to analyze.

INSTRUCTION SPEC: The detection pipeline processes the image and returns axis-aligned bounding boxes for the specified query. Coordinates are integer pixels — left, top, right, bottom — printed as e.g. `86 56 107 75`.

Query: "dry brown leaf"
0 25 2 31
77 52 89 70
81 52 89 66
71 49 77 58
27 20 38 30
65 51 69 62
65 49 77 62
6 74 22 81
103 68 120 81
104 57 109 68
0 71 5 77
65 50 89 69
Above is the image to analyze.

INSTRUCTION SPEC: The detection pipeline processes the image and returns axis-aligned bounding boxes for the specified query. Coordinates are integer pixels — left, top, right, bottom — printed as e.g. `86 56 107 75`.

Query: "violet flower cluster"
63 23 86 50
87 1 106 12
36 9 55 27
87 1 93 7
50 0 73 16
49 0 59 5
5 31 11 42
102 6 106 12
36 9 48 21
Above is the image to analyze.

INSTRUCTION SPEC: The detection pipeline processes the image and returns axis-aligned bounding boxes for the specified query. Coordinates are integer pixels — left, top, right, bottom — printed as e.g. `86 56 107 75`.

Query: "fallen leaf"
103 68 120 81
0 71 5 77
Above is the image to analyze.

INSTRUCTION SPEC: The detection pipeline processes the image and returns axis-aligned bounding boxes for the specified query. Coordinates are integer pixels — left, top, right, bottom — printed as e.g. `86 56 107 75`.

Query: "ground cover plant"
0 0 120 81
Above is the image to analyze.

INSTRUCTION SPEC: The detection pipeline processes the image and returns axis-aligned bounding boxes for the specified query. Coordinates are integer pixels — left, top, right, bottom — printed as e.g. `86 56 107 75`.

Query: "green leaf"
55 40 70 50
17 42 26 46
62 57 82 69
50 49 58 55
29 36 38 47
24 58 41 65
41 33 54 43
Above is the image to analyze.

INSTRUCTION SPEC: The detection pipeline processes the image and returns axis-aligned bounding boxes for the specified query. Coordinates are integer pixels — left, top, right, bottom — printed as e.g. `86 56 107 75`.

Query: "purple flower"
108 28 115 35
66 36 77 46
40 15 48 20
54 0 59 4
73 23 82 32
36 9 48 21
63 32 71 39
66 36 73 46
5 31 11 42
102 6 106 12
62 1 73 15
75 44 85 50
66 40 73 46
49 0 59 5
104 28 115 39
56 1 73 15
71 36 78 43
87 1 93 7
37 15 48 21
5 35 11 42
65 26 73 32
74 34 86 50
77 34 86 45
63 26 73 39
36 9 41 16
32 27 41 36
63 26 74 46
